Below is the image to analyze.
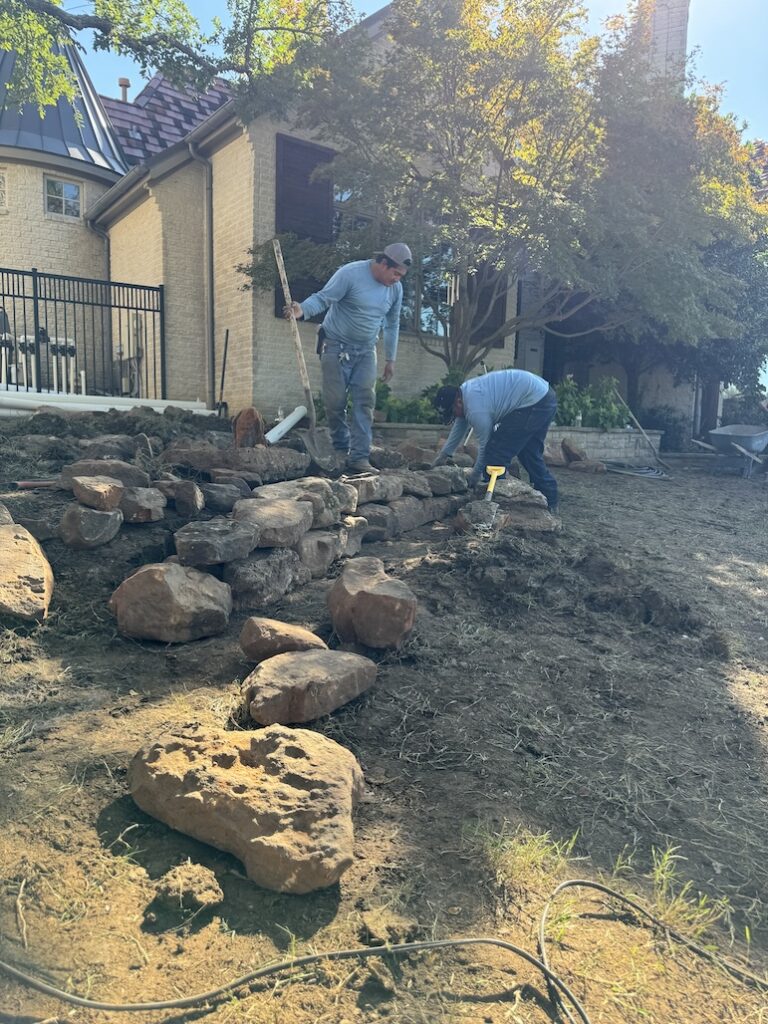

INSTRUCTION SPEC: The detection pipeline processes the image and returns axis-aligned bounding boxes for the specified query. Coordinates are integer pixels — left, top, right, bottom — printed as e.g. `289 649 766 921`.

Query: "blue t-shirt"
439 369 550 477
300 260 403 361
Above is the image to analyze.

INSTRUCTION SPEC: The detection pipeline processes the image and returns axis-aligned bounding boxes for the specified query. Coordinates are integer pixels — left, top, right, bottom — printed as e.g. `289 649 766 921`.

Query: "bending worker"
284 243 412 475
431 368 559 513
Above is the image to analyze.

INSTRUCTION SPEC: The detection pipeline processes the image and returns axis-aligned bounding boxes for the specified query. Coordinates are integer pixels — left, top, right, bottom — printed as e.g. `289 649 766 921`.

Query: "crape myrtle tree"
251 0 764 379
0 0 353 113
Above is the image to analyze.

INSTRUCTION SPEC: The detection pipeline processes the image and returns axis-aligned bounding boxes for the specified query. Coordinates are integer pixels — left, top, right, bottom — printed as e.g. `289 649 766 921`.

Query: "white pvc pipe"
265 405 308 445
52 359 59 393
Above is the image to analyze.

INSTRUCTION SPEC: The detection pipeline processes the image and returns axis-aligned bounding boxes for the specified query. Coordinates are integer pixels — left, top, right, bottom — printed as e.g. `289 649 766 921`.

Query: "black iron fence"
0 267 165 399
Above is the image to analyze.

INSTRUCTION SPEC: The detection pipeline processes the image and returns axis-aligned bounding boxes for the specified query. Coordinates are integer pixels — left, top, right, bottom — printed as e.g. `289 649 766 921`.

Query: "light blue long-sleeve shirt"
439 369 550 478
300 260 403 361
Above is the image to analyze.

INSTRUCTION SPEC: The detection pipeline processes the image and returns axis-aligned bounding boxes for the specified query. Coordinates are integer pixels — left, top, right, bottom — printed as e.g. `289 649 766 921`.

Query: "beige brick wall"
0 159 109 277
212 127 257 414
152 163 208 403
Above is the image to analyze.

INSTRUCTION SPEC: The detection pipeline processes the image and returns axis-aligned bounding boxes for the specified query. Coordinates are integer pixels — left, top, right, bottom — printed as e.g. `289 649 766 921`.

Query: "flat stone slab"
162 442 309 482
109 562 232 642
120 486 167 524
59 505 123 549
71 475 125 511
240 616 327 662
243 649 377 724
129 724 364 893
0 524 54 621
233 497 313 548
494 478 548 506
223 549 311 610
174 518 258 566
60 459 150 490
328 557 417 649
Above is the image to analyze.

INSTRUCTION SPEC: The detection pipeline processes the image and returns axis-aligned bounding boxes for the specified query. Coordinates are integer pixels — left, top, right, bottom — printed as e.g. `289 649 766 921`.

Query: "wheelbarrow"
693 424 768 478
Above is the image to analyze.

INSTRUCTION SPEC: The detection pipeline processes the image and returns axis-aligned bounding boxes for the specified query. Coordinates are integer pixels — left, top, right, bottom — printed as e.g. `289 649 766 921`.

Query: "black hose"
537 879 768 1024
0 936 591 1021
3 878 766 1020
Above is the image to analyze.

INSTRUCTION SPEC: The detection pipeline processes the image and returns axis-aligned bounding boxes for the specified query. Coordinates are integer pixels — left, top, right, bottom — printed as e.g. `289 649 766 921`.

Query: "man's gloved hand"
431 453 449 469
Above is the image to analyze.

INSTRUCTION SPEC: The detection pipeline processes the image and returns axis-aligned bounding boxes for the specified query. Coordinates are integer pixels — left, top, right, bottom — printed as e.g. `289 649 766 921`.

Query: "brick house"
2 1 705 428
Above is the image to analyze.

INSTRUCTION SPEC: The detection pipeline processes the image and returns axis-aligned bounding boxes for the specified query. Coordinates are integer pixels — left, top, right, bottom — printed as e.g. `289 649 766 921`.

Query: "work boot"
345 458 379 475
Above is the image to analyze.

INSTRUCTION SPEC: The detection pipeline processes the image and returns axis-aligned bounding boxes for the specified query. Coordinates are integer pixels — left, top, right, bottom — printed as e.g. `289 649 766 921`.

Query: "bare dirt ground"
1 429 768 1024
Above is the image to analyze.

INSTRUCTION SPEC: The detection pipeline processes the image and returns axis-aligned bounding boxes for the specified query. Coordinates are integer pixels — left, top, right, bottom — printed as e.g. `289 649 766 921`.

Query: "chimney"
118 77 131 102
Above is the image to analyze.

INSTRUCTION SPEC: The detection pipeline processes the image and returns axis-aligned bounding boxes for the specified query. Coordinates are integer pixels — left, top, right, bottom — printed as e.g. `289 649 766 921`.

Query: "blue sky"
80 1 767 141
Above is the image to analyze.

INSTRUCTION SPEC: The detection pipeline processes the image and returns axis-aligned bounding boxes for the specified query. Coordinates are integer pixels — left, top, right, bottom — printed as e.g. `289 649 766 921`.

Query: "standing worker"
431 368 559 513
283 243 412 475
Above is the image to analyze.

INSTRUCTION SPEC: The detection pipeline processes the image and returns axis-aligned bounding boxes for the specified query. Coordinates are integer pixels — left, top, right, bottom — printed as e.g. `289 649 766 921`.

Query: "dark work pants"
484 388 559 509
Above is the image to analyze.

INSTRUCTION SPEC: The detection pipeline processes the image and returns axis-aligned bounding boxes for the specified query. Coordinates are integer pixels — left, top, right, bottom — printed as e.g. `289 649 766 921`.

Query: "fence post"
31 267 42 392
158 283 167 400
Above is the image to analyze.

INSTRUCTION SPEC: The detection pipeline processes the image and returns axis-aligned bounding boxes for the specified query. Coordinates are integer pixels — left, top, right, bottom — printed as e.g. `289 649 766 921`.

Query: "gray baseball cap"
381 242 412 269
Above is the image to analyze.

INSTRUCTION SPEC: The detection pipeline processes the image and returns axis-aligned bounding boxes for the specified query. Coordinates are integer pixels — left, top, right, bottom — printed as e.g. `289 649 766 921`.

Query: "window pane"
63 183 80 201
46 194 63 214
64 198 80 217
46 179 63 198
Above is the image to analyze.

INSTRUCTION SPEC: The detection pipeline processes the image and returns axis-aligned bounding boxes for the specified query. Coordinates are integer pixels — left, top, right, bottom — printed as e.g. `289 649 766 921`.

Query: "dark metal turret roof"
0 44 127 177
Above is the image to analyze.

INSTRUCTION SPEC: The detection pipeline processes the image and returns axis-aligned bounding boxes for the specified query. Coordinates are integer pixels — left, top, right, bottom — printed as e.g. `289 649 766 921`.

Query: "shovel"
272 239 337 473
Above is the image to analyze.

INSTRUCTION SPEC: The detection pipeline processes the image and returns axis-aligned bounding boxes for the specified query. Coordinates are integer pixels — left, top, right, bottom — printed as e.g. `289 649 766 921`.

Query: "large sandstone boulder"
59 505 123 549
0 525 54 621
120 486 167 524
328 557 417 648
223 549 311 609
109 563 232 642
162 441 309 482
243 649 377 724
239 616 327 662
174 518 258 566
129 724 364 893
233 498 313 548
71 475 125 511
494 477 548 507
60 459 150 490
251 478 341 529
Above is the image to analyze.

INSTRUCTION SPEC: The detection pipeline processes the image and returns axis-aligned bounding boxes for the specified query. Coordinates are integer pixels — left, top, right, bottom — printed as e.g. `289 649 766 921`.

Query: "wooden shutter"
273 135 335 317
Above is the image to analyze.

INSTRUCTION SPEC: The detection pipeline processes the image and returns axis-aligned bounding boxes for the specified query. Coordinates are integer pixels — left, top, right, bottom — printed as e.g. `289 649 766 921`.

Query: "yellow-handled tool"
484 465 506 500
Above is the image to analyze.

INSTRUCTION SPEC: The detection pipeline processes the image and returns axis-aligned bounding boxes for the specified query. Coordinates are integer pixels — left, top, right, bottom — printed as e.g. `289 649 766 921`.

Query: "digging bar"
272 239 336 472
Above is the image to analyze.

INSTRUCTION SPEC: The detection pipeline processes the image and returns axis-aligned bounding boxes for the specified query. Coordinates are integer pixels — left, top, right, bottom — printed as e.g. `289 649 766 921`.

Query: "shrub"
638 406 690 451
555 375 626 430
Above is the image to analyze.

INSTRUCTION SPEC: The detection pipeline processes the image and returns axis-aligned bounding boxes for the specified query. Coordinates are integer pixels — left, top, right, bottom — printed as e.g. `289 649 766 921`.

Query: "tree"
0 0 353 112
268 0 767 378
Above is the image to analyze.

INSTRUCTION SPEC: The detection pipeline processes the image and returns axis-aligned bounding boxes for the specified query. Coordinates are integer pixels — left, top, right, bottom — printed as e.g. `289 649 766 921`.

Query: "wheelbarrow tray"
708 425 768 455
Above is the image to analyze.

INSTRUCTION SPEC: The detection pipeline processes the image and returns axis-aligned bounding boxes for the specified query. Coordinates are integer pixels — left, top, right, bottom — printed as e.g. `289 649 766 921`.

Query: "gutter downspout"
188 142 216 410
86 218 110 280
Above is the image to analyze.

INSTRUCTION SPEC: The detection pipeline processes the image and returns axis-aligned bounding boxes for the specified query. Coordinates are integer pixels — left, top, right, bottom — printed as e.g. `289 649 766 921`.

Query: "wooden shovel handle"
273 239 316 429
